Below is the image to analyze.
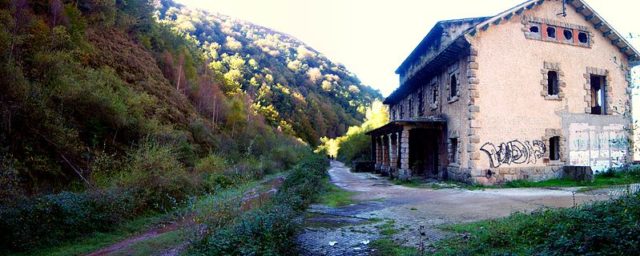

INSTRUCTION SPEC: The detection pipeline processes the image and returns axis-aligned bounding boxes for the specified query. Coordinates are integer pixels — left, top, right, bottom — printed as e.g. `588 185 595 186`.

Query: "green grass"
319 178 356 207
16 213 170 256
110 229 187 256
502 168 640 189
368 219 421 256
370 238 420 256
430 192 640 255
378 220 398 236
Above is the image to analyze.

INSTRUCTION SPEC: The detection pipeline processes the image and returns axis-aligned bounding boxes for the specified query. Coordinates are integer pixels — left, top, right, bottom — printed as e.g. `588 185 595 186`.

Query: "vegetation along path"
297 161 622 255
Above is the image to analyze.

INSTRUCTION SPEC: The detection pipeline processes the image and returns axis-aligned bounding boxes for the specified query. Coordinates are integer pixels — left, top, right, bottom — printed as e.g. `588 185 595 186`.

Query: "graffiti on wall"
480 140 547 168
568 123 627 171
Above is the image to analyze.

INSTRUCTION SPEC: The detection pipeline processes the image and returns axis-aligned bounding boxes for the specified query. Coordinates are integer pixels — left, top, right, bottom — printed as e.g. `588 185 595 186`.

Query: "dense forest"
157 1 381 145
0 0 379 253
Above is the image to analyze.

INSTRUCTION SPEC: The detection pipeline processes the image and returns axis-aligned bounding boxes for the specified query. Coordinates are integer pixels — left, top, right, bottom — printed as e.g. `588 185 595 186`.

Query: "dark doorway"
409 129 441 178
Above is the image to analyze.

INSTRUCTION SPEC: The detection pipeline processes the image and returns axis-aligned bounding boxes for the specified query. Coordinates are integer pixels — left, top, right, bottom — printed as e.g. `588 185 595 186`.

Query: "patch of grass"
431 192 640 255
111 229 187 256
503 167 640 189
16 213 169 256
370 238 420 256
319 178 356 207
377 220 398 236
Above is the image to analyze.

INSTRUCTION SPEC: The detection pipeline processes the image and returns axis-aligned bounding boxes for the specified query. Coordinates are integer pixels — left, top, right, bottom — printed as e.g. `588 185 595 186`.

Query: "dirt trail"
86 176 285 256
297 161 616 255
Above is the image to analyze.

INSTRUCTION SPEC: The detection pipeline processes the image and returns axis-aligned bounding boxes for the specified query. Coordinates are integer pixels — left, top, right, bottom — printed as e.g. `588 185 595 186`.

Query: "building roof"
386 0 640 105
366 117 447 136
395 17 489 74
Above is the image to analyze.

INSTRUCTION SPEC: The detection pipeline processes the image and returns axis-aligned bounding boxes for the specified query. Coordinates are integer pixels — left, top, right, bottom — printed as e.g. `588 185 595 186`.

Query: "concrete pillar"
399 127 412 180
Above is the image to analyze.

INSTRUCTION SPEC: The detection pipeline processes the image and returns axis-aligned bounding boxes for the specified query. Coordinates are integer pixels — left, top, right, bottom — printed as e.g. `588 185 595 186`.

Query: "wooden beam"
481 23 490 31
526 3 535 9
493 18 501 25
584 15 595 21
603 30 613 37
594 22 604 29
505 13 513 20
611 38 621 44
515 7 525 15
575 6 586 12
469 29 477 36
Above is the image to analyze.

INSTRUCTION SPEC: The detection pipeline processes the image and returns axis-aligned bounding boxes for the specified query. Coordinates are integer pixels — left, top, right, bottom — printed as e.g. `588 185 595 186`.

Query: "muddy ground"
296 161 616 255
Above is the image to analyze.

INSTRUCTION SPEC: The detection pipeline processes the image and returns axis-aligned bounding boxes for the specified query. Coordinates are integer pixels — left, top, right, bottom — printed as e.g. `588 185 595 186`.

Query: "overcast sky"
176 0 640 96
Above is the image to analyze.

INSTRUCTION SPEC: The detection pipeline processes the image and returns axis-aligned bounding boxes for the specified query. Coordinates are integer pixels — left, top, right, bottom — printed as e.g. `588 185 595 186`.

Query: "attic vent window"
578 32 589 44
547 26 556 39
529 26 539 33
563 29 573 41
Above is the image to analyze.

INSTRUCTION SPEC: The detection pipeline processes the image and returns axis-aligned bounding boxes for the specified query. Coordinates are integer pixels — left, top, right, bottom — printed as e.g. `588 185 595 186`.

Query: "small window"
578 32 589 44
408 99 413 117
418 90 424 115
547 26 556 39
450 138 458 164
399 105 404 119
563 29 573 41
431 84 438 104
449 74 458 99
549 136 560 161
547 71 559 96
590 75 606 115
529 25 540 33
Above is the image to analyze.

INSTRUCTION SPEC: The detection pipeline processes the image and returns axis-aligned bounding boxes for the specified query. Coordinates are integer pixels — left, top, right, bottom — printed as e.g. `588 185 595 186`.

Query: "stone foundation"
398 168 412 180
447 167 472 183
472 166 563 185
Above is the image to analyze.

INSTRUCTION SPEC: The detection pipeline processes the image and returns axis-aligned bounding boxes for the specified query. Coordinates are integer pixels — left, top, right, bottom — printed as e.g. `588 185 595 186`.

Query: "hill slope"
157 0 382 144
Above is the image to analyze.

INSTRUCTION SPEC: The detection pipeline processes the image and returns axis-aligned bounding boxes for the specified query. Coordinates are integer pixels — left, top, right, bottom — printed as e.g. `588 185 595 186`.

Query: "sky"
175 0 640 97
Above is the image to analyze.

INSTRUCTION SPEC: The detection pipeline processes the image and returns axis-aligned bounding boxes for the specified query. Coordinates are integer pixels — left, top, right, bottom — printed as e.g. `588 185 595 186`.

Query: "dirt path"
86 176 286 256
296 161 616 255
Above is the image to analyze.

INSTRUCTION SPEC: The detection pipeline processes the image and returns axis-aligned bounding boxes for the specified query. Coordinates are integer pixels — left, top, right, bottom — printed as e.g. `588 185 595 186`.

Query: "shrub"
0 189 140 252
120 140 196 211
189 153 328 255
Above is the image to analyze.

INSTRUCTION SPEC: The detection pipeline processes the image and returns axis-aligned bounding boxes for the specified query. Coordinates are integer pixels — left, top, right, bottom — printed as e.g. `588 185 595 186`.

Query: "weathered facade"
368 0 640 184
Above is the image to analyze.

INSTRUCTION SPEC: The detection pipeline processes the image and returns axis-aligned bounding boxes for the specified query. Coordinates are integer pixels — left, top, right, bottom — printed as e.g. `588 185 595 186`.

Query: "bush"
0 189 141 252
434 192 640 255
120 140 197 211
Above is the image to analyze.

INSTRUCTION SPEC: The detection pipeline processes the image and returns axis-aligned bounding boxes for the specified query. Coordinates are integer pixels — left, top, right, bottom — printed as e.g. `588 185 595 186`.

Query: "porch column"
389 133 398 169
399 127 412 180
382 135 390 175
375 137 382 172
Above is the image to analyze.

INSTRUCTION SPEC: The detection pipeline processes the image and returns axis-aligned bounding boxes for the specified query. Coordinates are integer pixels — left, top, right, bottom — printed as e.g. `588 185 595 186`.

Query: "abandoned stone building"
367 0 639 184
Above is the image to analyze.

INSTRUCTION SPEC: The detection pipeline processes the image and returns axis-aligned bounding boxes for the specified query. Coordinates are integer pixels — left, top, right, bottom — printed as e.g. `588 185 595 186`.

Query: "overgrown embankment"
188 154 329 255
432 190 640 255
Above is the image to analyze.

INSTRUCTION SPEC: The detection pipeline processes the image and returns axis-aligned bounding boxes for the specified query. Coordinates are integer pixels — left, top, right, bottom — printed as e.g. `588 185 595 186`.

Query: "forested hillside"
156 0 381 144
0 0 378 252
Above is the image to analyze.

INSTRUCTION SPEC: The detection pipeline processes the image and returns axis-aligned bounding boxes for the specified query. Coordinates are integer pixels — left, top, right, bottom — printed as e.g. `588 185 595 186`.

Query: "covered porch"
366 118 447 180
